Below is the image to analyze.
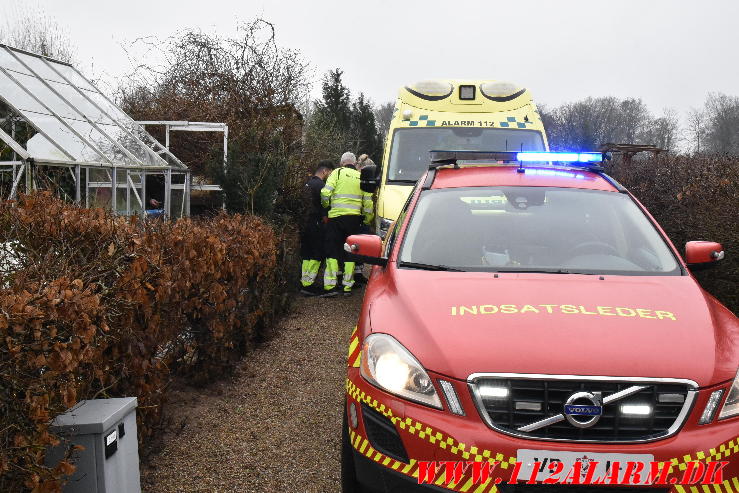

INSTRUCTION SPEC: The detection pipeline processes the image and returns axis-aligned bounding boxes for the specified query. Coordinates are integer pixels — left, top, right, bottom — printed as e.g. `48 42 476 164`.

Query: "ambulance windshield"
387 128 545 183
399 187 681 276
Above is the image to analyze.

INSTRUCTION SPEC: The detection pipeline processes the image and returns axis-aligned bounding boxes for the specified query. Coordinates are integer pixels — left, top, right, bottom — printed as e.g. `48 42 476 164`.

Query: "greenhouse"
0 43 190 217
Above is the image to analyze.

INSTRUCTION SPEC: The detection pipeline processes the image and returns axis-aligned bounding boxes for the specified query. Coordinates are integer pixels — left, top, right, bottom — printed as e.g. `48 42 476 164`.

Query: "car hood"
369 269 738 387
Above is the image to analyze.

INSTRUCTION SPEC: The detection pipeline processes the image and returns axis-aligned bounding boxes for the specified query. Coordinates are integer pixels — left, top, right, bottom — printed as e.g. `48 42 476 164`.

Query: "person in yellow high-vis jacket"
320 152 374 296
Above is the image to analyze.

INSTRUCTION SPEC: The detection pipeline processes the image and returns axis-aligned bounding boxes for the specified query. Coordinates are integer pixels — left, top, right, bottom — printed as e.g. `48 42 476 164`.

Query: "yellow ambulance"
376 80 549 236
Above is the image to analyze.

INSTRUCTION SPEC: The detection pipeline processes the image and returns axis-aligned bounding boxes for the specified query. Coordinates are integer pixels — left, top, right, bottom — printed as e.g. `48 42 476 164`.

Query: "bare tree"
119 20 311 215
643 108 681 151
0 2 75 62
544 96 657 151
685 108 707 154
704 92 739 155
617 98 652 144
373 101 395 144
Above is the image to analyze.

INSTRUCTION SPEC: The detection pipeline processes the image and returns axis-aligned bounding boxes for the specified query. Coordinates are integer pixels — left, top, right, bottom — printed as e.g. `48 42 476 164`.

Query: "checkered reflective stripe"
346 377 739 492
674 478 739 493
407 114 437 127
672 439 739 470
405 115 536 128
348 378 512 492
498 116 534 129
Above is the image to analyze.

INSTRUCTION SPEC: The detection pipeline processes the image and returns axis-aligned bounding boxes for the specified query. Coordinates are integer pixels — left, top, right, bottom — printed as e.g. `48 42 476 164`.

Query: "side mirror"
685 241 724 271
344 234 387 266
360 164 380 194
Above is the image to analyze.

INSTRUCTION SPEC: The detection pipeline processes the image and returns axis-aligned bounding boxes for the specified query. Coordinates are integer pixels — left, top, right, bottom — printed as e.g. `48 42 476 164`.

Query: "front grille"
498 485 669 493
361 403 409 463
470 375 695 442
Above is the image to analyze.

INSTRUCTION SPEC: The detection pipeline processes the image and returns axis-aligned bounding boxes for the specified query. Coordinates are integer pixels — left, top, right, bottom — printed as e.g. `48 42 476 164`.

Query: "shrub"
606 155 738 314
0 193 295 492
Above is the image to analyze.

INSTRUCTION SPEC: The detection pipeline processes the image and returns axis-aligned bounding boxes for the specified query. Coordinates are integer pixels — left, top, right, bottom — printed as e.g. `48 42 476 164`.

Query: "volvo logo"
564 391 603 428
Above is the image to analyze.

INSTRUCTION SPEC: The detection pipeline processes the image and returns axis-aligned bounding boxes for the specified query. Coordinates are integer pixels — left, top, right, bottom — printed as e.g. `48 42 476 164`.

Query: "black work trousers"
324 214 363 262
300 217 325 261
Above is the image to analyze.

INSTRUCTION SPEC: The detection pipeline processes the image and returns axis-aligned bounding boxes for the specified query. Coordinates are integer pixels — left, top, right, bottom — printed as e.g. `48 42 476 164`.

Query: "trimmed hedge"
606 155 738 314
0 193 296 492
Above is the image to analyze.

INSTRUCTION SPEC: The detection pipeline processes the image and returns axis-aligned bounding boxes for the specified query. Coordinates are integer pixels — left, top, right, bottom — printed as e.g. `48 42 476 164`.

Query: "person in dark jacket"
300 160 334 295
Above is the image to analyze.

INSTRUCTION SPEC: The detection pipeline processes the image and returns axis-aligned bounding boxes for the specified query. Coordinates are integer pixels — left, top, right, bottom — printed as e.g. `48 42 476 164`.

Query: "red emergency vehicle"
341 151 738 493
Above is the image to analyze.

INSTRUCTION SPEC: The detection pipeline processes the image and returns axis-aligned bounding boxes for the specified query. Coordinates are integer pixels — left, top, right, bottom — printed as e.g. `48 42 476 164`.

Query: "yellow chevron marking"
473 478 492 493
348 337 358 356
460 477 475 492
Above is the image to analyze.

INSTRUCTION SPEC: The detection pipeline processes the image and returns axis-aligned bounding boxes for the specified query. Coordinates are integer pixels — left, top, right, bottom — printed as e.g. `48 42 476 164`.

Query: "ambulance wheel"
341 405 363 493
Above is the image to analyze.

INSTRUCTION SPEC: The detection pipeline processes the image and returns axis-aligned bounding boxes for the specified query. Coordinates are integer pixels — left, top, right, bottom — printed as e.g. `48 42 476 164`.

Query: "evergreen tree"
351 93 382 162
305 69 382 164
314 68 352 131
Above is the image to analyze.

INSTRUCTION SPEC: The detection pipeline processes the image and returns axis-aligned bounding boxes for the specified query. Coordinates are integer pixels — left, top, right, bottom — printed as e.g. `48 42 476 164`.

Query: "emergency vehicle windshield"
399 186 681 275
388 128 545 183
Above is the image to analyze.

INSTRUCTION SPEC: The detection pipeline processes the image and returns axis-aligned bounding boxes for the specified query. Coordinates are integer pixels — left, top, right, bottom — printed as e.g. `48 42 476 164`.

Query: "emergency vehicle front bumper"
345 370 739 493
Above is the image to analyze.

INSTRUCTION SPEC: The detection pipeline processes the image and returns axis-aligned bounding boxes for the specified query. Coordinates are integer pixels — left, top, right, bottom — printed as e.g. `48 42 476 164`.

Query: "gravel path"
141 292 363 493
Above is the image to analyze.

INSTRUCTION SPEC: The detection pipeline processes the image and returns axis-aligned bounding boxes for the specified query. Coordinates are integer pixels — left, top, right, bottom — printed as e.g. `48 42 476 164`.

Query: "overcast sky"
3 0 739 119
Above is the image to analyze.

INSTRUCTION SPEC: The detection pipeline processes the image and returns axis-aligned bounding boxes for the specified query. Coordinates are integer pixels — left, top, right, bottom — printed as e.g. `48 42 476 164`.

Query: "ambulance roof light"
480 81 525 102
480 81 520 97
406 80 454 101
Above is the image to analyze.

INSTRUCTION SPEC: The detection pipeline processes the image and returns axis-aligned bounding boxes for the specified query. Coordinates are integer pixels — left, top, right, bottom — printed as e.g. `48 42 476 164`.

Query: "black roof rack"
429 150 519 168
423 149 628 193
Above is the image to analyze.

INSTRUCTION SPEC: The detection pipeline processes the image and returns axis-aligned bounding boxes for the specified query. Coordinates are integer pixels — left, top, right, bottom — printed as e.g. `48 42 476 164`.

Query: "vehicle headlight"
718 367 739 420
378 217 393 239
360 333 442 409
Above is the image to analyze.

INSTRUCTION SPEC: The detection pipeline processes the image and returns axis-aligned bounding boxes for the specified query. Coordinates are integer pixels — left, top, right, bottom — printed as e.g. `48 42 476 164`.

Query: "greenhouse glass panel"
82 91 178 166
9 71 84 120
115 169 128 214
128 171 145 215
0 45 186 169
87 168 112 209
13 52 67 83
0 49 30 75
46 80 117 125
53 64 98 92
0 44 190 215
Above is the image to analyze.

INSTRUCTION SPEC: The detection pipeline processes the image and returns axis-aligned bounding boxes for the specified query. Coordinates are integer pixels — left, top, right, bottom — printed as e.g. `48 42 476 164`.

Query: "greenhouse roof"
0 44 186 169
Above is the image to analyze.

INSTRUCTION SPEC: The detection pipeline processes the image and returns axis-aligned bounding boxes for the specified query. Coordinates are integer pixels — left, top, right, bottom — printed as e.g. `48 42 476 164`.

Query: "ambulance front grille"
468 374 697 443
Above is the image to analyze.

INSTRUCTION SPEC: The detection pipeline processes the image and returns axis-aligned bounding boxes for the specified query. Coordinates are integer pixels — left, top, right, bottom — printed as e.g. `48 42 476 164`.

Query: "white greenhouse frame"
0 44 191 218
137 120 228 192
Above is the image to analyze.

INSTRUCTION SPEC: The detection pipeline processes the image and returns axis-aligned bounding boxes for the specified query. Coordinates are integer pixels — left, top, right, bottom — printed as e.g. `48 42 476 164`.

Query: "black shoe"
300 285 322 297
320 289 339 298
342 289 353 297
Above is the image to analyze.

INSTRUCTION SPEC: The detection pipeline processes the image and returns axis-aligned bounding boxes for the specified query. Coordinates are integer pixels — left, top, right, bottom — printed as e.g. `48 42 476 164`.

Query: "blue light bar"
516 152 603 163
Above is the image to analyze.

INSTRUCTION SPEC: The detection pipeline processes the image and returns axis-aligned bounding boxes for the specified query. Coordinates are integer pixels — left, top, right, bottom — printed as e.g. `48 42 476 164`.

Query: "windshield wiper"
494 268 595 275
387 179 418 184
398 261 465 272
